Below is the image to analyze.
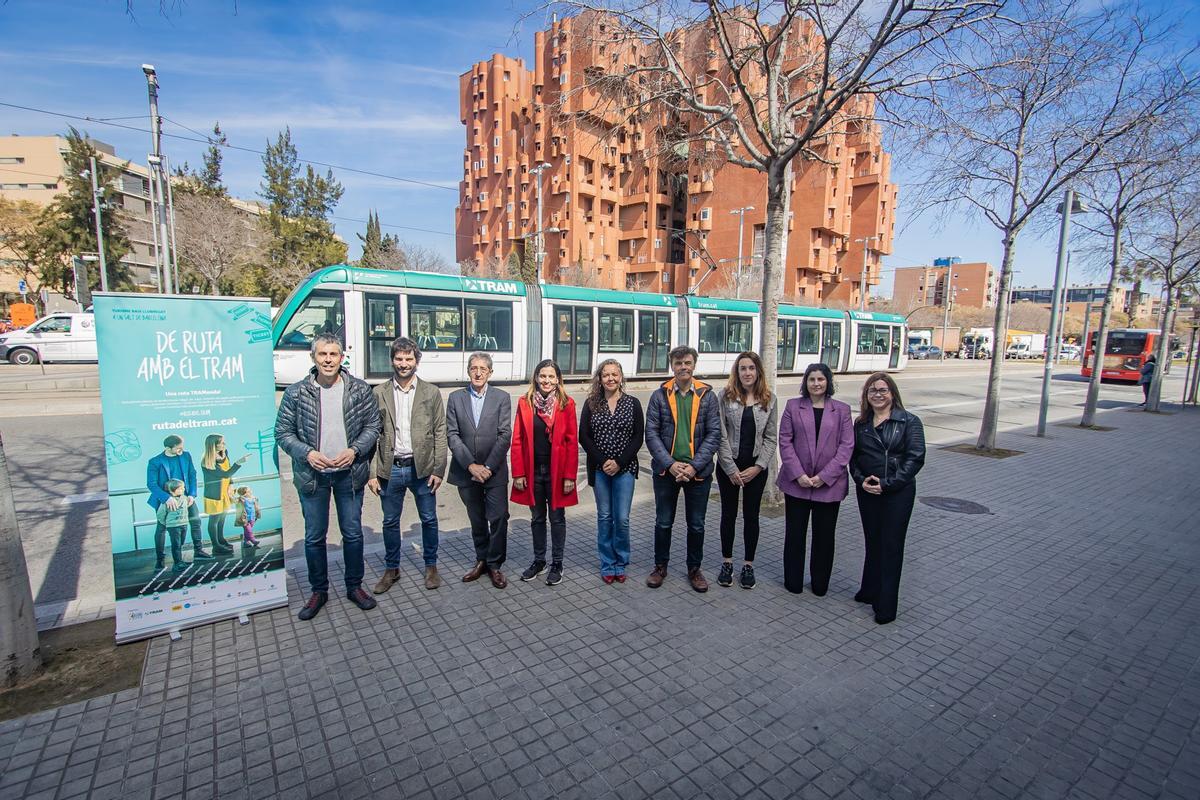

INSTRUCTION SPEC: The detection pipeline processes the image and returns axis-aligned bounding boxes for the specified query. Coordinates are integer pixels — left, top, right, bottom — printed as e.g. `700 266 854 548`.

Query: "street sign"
17 279 27 293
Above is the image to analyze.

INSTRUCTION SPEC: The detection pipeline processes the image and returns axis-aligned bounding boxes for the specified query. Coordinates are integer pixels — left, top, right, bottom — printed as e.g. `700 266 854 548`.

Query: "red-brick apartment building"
455 11 897 306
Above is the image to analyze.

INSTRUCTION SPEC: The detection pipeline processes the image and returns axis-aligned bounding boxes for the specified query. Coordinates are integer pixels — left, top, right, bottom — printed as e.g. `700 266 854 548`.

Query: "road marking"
59 491 107 505
911 388 1090 413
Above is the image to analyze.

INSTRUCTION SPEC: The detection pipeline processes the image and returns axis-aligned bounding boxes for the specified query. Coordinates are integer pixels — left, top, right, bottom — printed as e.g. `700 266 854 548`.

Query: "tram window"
277 291 344 350
465 300 513 351
699 315 727 353
727 317 752 352
857 324 884 354
598 309 634 352
409 298 463 351
798 321 820 354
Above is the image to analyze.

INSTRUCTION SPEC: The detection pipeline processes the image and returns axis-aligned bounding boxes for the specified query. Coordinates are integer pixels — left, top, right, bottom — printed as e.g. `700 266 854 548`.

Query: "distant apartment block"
1011 284 1151 319
0 135 160 292
455 11 896 304
892 260 997 309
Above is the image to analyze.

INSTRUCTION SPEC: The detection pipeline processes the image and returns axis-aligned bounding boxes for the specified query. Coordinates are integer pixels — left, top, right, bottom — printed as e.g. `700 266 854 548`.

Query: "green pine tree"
198 123 227 196
358 211 382 268
35 127 132 297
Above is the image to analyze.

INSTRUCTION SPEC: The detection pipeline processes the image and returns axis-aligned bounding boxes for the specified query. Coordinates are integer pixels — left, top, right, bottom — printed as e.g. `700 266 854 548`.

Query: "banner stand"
94 292 288 644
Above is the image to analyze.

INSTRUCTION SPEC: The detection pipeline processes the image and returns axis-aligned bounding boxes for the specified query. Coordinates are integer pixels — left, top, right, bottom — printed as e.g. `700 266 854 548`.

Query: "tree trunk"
209 278 220 296
0 433 41 688
1146 288 1177 411
1080 218 1122 427
759 159 790 391
976 235 1018 449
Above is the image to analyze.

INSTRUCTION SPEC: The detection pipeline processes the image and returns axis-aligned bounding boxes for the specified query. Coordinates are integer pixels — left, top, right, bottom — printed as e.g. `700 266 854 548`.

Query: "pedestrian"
512 359 579 586
367 336 448 593
644 345 722 592
275 334 382 621
715 351 778 590
1139 354 1156 405
850 372 925 625
446 352 512 589
579 359 643 584
200 434 249 555
777 362 854 595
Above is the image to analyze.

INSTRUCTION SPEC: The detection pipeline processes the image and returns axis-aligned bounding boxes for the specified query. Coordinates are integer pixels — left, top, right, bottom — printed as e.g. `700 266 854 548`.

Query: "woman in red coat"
512 359 579 586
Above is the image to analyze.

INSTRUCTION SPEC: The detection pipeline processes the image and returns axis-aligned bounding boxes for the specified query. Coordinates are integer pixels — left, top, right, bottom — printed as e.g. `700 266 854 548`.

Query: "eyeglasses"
867 387 891 395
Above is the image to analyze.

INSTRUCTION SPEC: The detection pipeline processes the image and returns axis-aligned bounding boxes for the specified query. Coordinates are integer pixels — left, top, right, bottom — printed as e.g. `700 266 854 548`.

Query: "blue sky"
1 0 1196 295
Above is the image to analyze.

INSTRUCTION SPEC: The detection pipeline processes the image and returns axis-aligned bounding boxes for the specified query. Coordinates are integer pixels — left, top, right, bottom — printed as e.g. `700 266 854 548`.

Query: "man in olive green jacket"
368 337 448 591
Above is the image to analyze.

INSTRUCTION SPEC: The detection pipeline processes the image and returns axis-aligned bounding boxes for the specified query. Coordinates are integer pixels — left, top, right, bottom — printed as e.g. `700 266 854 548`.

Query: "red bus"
1082 328 1176 381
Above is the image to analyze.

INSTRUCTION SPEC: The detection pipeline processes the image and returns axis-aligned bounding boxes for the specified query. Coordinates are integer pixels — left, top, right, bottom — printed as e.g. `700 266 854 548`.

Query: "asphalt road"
0 359 1165 621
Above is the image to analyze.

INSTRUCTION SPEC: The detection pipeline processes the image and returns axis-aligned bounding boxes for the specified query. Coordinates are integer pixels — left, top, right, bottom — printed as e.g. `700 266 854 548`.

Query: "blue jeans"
594 471 635 576
380 463 439 568
652 473 711 570
299 470 365 594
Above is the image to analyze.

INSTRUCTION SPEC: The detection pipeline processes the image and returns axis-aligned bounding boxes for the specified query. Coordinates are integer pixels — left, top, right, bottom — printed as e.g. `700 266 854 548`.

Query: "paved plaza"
1 397 1198 799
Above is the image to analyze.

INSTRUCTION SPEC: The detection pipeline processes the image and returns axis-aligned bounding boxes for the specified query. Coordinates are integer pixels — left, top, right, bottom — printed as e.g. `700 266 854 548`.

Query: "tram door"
638 311 671 374
365 294 400 380
889 326 902 369
777 320 797 372
553 306 593 375
821 322 843 371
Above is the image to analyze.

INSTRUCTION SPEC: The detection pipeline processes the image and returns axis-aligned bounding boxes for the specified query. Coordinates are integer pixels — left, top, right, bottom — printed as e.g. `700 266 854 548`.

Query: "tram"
272 266 908 385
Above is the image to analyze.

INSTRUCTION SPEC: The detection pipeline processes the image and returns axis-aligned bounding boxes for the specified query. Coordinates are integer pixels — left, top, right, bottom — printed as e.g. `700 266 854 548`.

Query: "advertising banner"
94 293 286 642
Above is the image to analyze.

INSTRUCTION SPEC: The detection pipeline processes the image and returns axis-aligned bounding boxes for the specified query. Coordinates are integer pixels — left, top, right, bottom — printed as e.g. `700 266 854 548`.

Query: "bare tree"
396 241 456 274
540 0 999 388
1125 187 1200 411
910 0 1197 449
1073 121 1197 425
174 192 268 294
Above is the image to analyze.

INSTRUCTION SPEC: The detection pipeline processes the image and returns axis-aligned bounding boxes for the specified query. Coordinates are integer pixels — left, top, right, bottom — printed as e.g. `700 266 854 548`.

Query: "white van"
0 313 98 365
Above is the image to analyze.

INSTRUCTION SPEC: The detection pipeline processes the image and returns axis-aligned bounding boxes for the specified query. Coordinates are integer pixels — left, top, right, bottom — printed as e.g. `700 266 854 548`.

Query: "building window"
0 157 25 164
494 136 500 147
598 309 634 352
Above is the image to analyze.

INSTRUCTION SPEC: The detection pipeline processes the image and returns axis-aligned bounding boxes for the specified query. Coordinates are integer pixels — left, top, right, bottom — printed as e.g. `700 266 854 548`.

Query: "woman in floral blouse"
579 359 644 584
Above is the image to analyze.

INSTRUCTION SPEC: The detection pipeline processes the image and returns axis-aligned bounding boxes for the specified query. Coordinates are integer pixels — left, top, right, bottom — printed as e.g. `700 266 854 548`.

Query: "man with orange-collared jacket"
644 345 722 593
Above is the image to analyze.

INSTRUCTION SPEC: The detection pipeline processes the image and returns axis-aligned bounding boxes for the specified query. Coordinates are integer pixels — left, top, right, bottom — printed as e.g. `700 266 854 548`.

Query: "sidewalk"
1 401 1198 800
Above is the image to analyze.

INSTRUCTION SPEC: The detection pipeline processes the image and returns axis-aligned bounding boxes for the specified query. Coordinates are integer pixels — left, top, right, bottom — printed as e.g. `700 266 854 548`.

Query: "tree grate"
919 496 991 515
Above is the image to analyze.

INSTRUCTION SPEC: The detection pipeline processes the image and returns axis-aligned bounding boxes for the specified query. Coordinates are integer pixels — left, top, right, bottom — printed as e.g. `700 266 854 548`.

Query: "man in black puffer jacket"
276 334 382 621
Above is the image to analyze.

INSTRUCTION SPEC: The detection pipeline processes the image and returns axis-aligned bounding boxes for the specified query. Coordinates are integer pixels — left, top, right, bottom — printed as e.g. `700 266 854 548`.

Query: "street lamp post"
1037 188 1085 437
729 206 754 299
143 65 173 294
530 162 552 284
87 156 108 292
854 236 878 311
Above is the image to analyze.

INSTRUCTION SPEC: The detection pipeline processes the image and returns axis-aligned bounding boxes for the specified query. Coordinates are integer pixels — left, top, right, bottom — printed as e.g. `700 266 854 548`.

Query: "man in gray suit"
446 352 512 588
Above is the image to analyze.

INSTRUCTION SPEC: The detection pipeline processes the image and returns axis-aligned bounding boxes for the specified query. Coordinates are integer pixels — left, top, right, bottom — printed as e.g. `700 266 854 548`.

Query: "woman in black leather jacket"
850 372 925 625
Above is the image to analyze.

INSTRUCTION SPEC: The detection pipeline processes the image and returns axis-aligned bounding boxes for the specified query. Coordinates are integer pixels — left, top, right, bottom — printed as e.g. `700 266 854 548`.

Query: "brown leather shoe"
462 561 486 582
646 564 667 588
688 567 709 593
372 568 400 595
424 566 442 590
488 568 508 589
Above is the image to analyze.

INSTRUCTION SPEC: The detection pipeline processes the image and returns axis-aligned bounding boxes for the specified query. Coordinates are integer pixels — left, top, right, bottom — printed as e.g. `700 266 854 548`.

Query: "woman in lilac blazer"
777 363 855 595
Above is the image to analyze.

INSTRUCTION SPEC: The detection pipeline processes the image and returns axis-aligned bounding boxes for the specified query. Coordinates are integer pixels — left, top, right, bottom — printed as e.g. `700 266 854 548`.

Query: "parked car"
0 312 97 365
912 345 942 360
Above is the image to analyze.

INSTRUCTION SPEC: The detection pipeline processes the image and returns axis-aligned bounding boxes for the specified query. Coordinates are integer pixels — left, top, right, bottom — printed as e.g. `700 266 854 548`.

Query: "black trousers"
530 463 566 564
855 482 916 623
715 467 768 561
458 482 509 569
783 496 841 595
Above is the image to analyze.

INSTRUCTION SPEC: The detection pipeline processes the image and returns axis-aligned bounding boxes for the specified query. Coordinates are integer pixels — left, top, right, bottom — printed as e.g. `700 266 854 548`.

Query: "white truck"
0 312 98 365
1006 333 1047 360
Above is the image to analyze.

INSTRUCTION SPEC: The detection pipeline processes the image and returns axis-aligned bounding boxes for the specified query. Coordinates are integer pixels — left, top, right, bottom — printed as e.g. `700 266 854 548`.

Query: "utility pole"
729 206 754 299
88 156 108 292
855 236 878 311
1037 188 1083 437
531 162 551 284
143 64 173 294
